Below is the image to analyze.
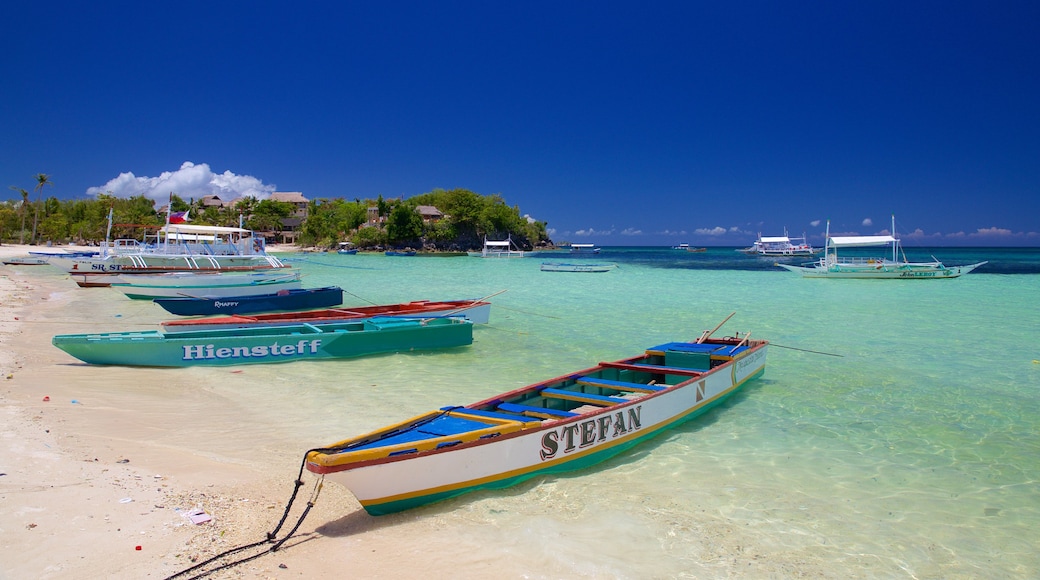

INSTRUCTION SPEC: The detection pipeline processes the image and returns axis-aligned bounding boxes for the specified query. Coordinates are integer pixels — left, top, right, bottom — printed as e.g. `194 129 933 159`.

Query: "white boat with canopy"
741 230 816 257
49 215 286 286
776 216 987 279
475 236 525 258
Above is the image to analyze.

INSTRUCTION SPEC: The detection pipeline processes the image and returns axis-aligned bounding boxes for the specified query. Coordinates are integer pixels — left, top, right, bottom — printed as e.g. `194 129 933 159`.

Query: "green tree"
386 203 423 246
8 186 29 243
31 173 53 244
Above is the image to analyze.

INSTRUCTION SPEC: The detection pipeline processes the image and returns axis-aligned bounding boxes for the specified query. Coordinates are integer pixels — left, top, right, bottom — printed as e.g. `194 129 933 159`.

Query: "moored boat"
569 243 601 254
776 217 987 279
2 256 50 266
477 236 525 258
110 270 303 300
304 317 767 515
153 286 344 316
49 223 286 283
52 316 473 367
741 230 816 257
540 262 617 273
160 299 492 333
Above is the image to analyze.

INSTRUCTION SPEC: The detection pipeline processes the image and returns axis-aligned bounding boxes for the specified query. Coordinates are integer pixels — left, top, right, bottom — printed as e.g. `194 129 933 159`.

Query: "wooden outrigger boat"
776 216 987 279
153 286 344 316
159 299 492 333
540 262 618 273
305 315 767 515
110 270 303 300
52 316 473 367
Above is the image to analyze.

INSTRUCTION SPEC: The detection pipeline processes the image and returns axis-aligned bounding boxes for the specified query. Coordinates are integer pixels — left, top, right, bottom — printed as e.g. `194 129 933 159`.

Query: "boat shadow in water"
314 378 770 530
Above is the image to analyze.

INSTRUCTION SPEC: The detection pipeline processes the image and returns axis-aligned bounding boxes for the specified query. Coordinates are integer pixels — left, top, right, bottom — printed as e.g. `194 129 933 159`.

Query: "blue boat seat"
540 387 628 406
573 376 668 393
497 402 577 418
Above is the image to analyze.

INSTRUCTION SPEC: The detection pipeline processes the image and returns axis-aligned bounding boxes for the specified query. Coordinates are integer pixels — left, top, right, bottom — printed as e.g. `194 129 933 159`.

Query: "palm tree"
31 173 53 244
8 186 29 243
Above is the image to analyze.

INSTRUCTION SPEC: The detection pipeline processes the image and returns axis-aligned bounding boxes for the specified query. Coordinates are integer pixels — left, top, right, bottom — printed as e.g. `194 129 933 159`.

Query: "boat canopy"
484 240 511 247
161 224 253 235
828 235 898 247
759 236 791 243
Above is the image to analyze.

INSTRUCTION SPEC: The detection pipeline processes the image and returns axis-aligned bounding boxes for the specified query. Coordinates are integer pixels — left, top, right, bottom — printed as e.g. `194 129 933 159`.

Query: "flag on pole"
169 210 190 224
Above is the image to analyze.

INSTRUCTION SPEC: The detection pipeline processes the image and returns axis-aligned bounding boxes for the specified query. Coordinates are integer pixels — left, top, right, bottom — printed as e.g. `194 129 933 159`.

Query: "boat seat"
597 362 705 376
573 376 668 393
540 388 628 406
497 402 577 419
449 407 541 423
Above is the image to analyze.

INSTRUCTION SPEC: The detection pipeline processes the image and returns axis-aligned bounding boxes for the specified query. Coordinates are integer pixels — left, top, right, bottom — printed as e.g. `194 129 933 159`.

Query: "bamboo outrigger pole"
696 312 736 343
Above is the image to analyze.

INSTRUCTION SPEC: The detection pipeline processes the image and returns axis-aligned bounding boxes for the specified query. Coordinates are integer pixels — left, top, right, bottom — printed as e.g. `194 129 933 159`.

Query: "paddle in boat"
153 286 344 316
52 316 473 367
776 216 987 279
160 298 493 333
540 262 618 273
304 314 767 515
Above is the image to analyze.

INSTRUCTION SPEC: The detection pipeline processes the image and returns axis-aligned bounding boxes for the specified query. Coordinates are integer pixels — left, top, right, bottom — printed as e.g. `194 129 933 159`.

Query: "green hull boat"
52 316 473 367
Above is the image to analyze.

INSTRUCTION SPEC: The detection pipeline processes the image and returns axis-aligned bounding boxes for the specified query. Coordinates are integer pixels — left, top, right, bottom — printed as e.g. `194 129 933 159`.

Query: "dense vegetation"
0 186 552 251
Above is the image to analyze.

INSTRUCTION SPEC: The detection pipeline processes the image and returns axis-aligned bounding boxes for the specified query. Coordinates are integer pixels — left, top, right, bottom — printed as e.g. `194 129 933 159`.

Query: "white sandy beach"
0 244 425 579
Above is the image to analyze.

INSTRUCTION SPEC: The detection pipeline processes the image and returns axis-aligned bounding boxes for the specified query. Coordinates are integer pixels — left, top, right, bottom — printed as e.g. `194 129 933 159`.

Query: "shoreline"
0 244 394 579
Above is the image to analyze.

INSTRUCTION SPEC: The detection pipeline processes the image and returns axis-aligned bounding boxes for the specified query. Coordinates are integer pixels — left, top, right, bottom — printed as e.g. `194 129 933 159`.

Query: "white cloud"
574 227 615 237
810 220 821 227
621 228 642 236
861 218 873 227
694 226 728 236
86 161 276 204
971 227 1013 237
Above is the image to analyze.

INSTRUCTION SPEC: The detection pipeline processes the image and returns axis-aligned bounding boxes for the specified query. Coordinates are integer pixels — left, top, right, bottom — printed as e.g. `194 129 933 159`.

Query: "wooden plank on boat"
497 402 577 419
597 362 706 376
574 376 669 392
540 388 628 406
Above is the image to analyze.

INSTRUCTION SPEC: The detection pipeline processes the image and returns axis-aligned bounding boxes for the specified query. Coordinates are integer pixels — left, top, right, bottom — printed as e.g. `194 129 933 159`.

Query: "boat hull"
540 262 617 273
306 338 767 515
112 272 303 299
777 261 987 278
160 300 492 333
153 286 344 316
51 316 473 367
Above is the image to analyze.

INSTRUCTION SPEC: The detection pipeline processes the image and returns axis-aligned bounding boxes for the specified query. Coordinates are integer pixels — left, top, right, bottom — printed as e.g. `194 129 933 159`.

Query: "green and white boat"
52 316 473 367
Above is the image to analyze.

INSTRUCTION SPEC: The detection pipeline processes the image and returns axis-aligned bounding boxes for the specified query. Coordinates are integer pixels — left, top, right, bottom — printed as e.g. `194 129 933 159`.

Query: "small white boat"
741 230 816 257
477 236 525 258
541 262 617 273
2 256 50 266
110 270 303 299
776 217 987 279
569 243 601 254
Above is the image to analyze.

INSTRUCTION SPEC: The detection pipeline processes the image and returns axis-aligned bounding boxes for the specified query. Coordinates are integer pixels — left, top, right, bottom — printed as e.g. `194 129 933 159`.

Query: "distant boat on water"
569 243 601 254
474 236 525 258
541 262 617 273
776 216 987 279
741 230 816 257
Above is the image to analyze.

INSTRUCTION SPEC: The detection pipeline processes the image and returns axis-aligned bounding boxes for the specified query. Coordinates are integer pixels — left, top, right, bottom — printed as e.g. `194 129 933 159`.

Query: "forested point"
0 187 554 251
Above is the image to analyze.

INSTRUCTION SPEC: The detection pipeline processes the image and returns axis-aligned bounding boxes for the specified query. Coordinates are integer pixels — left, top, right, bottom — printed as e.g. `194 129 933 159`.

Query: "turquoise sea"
38 246 1040 577
228 246 1037 578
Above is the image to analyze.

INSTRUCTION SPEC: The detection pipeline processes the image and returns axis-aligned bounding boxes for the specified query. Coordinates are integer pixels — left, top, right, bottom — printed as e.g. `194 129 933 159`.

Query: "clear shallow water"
43 247 1040 577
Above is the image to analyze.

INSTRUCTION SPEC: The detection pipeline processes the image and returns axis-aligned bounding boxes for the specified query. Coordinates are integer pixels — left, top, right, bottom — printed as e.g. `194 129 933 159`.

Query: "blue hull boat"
153 286 344 316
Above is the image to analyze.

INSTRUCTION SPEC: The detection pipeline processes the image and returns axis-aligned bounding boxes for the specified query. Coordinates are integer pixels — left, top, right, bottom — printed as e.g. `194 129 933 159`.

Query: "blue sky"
3 2 1038 246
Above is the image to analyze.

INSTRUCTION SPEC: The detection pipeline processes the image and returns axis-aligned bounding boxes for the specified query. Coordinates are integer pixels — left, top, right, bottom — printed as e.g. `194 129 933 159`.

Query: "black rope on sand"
163 449 330 580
